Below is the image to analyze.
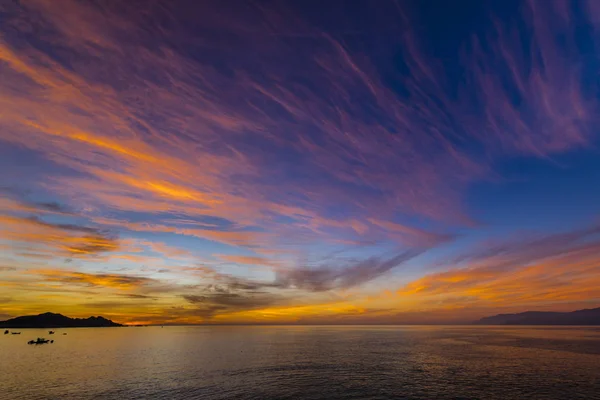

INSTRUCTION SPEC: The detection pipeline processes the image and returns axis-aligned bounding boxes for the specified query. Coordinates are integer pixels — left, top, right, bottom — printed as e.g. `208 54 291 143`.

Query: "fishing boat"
11 332 21 335
27 337 53 345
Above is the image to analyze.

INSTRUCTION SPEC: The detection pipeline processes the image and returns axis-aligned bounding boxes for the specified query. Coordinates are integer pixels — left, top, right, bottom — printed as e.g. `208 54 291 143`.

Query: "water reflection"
1 326 599 399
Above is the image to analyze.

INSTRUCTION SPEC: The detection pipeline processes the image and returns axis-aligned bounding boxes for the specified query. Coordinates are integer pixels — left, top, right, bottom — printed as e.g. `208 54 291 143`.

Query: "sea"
1 325 599 400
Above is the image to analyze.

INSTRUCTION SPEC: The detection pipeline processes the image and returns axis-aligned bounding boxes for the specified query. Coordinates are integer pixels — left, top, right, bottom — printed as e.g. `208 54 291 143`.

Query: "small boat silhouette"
11 332 21 335
4 330 8 335
28 337 52 345
48 331 55 334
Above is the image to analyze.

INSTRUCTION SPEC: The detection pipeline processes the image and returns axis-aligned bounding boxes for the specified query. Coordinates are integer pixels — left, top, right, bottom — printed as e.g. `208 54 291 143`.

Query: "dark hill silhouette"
0 312 123 328
476 307 600 325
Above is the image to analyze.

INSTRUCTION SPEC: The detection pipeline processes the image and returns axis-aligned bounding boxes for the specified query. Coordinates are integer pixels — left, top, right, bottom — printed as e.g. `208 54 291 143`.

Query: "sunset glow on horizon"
1 0 600 325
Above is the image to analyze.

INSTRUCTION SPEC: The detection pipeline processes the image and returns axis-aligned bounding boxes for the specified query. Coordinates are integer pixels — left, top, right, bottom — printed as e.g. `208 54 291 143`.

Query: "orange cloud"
91 217 273 249
0 214 118 257
398 231 600 312
33 269 154 290
217 254 279 267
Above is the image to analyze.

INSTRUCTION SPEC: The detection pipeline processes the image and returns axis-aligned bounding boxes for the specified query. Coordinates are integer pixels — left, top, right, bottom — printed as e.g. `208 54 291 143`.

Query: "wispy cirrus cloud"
399 225 600 308
0 191 119 258
0 196 73 216
276 249 426 292
34 269 155 290
464 0 595 156
3 0 593 249
0 0 599 322
0 214 118 257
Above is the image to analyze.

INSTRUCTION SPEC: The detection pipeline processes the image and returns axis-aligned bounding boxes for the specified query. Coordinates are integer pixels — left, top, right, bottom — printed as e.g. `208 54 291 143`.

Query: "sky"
1 0 600 325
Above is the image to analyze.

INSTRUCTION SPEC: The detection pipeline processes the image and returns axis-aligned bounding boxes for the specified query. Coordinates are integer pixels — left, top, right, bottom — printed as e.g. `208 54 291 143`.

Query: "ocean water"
1 326 599 400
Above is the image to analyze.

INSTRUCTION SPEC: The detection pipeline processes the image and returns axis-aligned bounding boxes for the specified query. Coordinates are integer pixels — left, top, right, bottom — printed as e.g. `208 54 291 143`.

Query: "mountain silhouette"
0 312 123 328
476 307 600 325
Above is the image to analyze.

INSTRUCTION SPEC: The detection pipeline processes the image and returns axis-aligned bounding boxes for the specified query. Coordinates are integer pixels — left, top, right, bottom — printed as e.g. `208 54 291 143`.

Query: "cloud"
120 293 158 300
180 266 285 318
276 249 425 292
0 214 119 257
461 0 594 156
0 188 74 216
217 254 279 267
122 238 196 260
0 0 598 323
30 265 286 320
35 269 155 290
91 217 275 249
0 197 72 216
431 225 600 273
399 225 600 307
366 219 454 246
2 0 593 260
0 197 192 265
0 194 120 259
183 292 280 319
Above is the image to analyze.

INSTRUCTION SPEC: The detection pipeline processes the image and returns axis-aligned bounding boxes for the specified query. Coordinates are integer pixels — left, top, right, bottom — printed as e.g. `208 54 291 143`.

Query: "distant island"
476 307 600 325
0 312 123 328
